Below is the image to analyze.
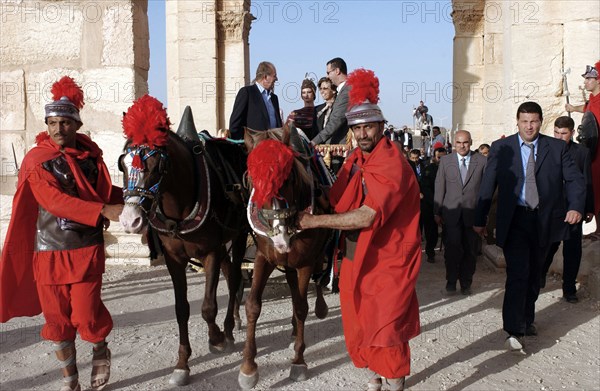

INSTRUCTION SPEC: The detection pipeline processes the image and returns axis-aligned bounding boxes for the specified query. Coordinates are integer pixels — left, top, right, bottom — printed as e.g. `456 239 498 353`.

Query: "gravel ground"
1 249 599 391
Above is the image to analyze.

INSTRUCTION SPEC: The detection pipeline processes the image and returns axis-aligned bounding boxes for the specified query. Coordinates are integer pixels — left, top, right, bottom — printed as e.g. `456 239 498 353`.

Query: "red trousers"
37 275 112 343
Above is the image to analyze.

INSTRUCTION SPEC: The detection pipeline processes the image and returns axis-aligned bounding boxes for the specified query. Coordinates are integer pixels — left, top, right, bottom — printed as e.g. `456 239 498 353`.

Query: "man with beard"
299 69 421 391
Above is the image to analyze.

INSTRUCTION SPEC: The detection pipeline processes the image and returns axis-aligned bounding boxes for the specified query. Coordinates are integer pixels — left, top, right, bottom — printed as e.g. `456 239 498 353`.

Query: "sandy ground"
1 249 599 391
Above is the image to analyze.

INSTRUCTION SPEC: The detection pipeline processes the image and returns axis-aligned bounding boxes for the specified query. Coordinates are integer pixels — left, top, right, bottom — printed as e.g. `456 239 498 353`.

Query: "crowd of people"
1 58 598 391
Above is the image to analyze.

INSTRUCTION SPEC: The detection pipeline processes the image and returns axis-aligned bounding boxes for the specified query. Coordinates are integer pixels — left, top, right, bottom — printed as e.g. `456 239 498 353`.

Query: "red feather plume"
247 139 296 206
50 76 84 109
347 68 380 108
122 95 171 147
595 60 600 75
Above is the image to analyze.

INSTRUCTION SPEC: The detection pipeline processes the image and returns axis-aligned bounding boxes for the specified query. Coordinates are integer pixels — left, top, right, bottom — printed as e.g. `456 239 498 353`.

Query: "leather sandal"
91 342 111 391
59 374 81 391
384 377 405 391
367 376 382 391
54 341 80 391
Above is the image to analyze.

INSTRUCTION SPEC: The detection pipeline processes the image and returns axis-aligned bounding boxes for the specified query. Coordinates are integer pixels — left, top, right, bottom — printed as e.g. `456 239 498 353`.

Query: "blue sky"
148 0 454 129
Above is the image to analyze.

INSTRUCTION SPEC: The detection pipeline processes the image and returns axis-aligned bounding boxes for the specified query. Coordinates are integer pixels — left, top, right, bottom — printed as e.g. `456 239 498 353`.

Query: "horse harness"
247 158 316 239
121 136 246 238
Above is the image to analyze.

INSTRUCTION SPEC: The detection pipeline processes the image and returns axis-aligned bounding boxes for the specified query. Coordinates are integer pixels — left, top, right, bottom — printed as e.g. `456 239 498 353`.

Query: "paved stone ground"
1 249 599 391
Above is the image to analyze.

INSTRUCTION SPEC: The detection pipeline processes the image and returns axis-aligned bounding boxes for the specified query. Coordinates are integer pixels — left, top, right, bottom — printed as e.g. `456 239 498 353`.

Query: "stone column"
166 0 252 133
166 0 218 130
451 0 485 143
217 0 254 132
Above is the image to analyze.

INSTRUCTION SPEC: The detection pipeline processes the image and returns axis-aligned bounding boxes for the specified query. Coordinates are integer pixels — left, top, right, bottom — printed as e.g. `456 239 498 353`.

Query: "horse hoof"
289 363 308 381
169 368 190 386
209 338 233 354
238 370 259 389
224 338 235 353
314 305 329 319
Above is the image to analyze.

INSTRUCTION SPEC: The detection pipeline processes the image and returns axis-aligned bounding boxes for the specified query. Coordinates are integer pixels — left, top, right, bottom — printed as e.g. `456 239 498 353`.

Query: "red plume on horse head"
50 76 84 110
347 68 380 108
122 94 171 147
247 139 296 207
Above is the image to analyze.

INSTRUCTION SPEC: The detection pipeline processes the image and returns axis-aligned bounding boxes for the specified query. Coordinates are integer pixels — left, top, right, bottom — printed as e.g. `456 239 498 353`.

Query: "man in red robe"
0 76 123 391
299 69 421 391
566 61 600 235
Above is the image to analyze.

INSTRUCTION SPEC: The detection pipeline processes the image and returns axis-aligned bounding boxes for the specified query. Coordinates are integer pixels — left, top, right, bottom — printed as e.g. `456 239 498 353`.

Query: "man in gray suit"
311 57 351 174
434 130 487 295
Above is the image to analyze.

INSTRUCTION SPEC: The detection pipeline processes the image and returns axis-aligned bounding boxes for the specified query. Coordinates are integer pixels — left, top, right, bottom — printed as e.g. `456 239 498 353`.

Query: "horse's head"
118 143 169 233
246 127 313 253
118 95 171 234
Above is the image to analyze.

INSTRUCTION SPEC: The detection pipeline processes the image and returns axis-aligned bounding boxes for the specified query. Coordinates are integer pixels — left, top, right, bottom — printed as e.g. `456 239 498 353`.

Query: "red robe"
585 92 600 216
0 133 121 322
330 138 421 378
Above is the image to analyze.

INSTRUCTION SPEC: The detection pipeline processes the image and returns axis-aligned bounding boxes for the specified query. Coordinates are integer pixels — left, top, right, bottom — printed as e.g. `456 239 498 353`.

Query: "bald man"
434 130 487 295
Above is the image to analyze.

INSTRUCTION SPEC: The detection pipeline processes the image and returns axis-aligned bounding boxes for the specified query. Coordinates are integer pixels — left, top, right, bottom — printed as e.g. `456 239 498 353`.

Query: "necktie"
525 143 539 209
263 90 277 129
460 157 468 184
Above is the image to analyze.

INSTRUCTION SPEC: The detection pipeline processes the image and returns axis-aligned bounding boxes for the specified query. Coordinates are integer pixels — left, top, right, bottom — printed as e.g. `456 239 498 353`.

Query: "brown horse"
238 126 332 389
119 105 248 386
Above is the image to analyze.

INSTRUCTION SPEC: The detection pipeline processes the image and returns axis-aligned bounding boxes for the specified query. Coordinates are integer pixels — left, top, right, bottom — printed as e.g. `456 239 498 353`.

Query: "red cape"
331 138 421 347
0 133 119 322
585 92 600 215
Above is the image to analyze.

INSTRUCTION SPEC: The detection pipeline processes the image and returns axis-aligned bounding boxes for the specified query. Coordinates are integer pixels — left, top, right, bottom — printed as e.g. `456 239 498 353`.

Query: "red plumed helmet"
122 95 171 147
345 68 386 126
247 139 296 206
347 68 380 108
45 76 85 123
50 76 84 109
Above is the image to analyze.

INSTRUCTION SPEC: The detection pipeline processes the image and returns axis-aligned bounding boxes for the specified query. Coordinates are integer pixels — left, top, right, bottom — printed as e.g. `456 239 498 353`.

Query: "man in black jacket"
229 61 282 139
474 102 585 352
542 116 595 303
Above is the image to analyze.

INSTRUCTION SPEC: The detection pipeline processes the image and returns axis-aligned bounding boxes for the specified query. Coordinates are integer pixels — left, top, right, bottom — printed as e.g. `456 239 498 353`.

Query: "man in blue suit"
474 102 585 352
229 61 282 140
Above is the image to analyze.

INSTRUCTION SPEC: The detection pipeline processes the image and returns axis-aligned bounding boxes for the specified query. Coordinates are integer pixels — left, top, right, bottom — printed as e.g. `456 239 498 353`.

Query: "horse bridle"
247 162 314 239
119 145 169 212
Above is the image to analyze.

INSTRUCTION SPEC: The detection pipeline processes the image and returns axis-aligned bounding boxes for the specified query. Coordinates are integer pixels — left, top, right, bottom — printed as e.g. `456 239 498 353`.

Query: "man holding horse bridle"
0 76 123 391
299 69 421 391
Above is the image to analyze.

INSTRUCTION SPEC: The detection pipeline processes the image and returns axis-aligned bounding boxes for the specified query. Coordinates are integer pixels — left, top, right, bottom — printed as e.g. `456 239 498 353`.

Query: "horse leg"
220 235 245 348
285 266 313 382
165 256 192 386
238 253 275 390
202 249 227 353
314 256 329 319
285 269 299 338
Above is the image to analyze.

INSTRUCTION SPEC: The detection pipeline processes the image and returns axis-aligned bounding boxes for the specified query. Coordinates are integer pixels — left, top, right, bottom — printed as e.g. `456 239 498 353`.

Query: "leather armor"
35 155 104 251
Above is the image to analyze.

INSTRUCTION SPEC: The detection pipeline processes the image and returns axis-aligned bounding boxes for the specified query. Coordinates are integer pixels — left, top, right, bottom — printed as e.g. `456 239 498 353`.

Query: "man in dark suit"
407 149 425 182
311 57 351 173
421 145 447 263
434 130 487 295
395 125 413 150
229 61 282 140
474 102 585 353
542 116 595 303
